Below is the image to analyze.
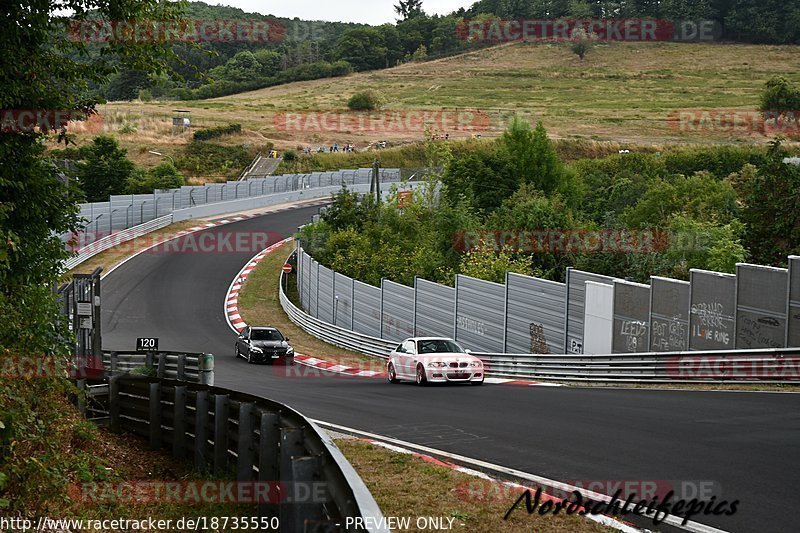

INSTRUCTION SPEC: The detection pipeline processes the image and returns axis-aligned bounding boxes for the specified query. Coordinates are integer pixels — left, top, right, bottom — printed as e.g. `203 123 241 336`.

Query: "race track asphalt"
101 205 799 533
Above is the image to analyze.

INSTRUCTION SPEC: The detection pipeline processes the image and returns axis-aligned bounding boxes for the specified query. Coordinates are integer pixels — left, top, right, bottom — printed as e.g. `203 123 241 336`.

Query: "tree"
1 0 183 516
347 91 382 111
500 118 564 195
253 49 282 78
126 163 185 194
77 136 136 202
412 44 428 61
221 51 262 82
570 28 594 61
760 76 800 127
334 28 388 71
395 0 424 21
728 142 800 265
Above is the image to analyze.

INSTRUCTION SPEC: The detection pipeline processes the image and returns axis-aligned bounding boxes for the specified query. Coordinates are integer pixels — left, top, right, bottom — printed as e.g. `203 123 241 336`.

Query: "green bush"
347 90 382 111
176 142 252 177
193 123 242 141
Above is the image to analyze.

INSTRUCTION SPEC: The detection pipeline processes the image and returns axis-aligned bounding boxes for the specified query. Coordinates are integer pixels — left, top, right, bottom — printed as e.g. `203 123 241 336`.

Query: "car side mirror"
284 337 290 342
464 349 472 354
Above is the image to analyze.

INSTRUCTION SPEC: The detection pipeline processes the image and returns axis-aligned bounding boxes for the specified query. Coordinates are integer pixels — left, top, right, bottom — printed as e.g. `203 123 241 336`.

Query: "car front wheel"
388 363 399 384
415 364 427 386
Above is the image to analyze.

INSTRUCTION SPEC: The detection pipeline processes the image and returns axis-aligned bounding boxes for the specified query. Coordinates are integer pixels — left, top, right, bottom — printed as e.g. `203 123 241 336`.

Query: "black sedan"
235 326 295 364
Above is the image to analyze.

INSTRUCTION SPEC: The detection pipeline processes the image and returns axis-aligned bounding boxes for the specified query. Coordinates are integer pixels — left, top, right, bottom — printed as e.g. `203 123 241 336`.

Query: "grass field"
337 438 613 533
98 41 800 155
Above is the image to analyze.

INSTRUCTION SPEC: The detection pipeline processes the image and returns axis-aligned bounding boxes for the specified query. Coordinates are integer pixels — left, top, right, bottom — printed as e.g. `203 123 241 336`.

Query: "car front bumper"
426 369 484 383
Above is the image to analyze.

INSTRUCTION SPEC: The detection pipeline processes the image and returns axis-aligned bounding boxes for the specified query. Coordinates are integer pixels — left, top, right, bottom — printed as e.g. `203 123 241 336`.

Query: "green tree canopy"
76 135 136 202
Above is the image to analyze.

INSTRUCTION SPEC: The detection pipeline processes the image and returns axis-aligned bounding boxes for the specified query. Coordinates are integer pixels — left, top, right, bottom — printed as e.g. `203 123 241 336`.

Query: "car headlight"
286 347 294 355
251 346 263 354
470 361 481 367
427 362 447 368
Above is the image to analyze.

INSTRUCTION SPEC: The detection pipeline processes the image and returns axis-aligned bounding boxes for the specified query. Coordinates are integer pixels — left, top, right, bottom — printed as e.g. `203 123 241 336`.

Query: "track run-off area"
101 204 800 533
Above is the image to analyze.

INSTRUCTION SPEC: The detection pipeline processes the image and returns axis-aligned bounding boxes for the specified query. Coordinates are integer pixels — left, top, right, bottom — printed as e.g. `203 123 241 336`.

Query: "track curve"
101 205 799 533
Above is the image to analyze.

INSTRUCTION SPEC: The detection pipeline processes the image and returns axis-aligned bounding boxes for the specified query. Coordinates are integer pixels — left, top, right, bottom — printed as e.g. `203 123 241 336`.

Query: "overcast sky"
215 1 472 25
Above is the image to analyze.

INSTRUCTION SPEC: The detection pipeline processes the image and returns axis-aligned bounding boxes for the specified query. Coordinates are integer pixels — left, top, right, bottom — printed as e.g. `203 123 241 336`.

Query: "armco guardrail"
79 375 386 532
473 349 800 384
63 214 172 271
102 350 215 384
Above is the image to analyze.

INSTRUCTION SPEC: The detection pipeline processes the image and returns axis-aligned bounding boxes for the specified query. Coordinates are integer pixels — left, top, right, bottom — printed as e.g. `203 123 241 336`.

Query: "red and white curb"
293 355 385 378
225 238 294 333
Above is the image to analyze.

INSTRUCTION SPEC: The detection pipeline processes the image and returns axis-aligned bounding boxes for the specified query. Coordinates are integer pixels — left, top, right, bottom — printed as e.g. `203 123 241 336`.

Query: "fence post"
214 394 230 472
149 382 162 450
110 351 118 374
145 351 154 370
454 275 460 341
289 456 324 531
237 402 254 481
194 390 209 470
351 277 356 331
380 279 385 339
109 375 120 430
173 385 186 458
502 271 510 353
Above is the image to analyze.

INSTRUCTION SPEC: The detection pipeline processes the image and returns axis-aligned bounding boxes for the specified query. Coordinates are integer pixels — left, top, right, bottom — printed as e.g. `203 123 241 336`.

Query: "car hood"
251 340 288 348
418 353 481 363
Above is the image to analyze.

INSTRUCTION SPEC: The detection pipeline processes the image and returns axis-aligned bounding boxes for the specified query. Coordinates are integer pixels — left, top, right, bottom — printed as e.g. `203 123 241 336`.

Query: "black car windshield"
418 339 463 354
251 329 284 341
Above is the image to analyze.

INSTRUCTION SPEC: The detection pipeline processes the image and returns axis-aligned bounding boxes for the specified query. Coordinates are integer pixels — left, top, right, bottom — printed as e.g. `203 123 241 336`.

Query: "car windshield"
251 329 283 341
418 339 464 354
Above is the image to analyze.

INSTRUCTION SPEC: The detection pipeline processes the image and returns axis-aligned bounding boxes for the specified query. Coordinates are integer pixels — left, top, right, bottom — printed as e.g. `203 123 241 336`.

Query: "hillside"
102 41 800 150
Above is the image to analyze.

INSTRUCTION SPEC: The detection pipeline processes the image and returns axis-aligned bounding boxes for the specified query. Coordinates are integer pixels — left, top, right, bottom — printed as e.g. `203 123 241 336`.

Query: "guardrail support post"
110 351 118 374
280 427 305 526
237 402 254 481
177 354 186 381
214 394 230 472
258 411 280 518
149 382 162 450
289 456 324 532
194 390 209 470
157 353 166 379
173 385 186 458
145 351 154 370
109 375 120 431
